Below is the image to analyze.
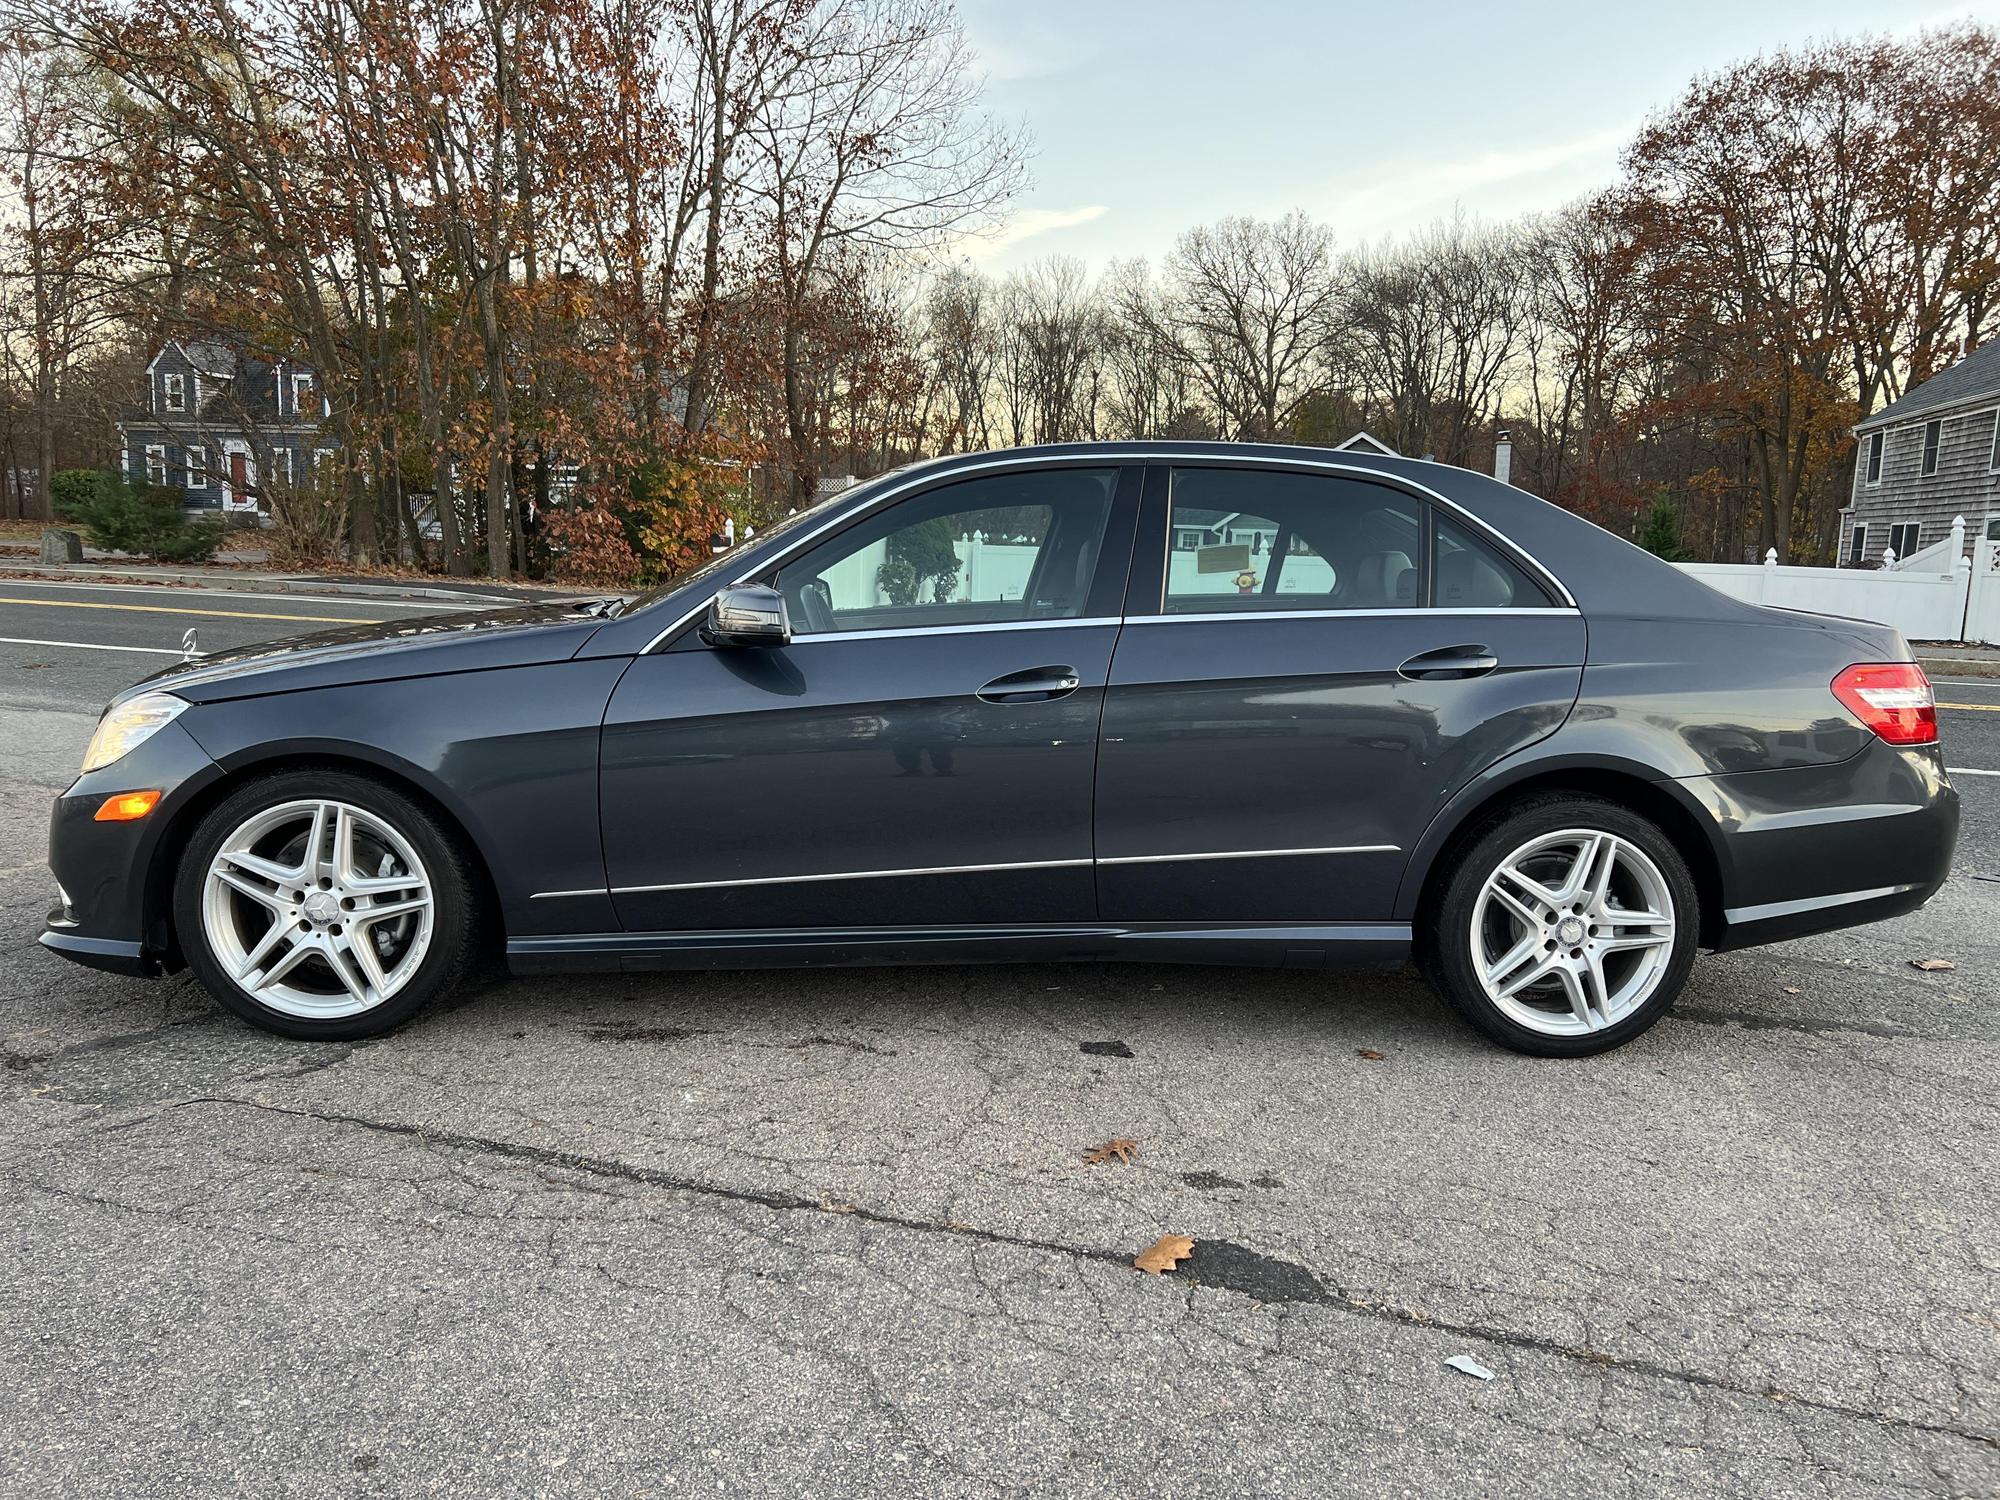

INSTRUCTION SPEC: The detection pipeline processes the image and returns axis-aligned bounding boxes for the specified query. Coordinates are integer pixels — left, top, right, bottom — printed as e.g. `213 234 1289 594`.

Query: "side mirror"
702 584 790 648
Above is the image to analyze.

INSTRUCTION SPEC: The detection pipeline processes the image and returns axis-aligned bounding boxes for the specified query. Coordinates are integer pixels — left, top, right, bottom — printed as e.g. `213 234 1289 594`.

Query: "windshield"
619 468 910 614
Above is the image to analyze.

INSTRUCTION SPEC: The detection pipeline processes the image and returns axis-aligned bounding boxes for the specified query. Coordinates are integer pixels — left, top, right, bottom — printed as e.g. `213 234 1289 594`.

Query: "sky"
950 0 2000 272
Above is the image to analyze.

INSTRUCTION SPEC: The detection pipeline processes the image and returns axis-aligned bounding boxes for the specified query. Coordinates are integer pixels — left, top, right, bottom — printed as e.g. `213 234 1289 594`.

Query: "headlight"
81 693 188 774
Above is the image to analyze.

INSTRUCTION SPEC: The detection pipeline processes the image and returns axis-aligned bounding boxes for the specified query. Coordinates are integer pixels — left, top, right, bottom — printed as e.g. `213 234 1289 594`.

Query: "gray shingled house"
1843 340 2000 565
117 340 335 515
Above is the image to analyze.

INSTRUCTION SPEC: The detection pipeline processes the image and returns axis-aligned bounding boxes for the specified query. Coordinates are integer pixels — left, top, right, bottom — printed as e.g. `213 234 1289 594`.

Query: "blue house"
118 341 335 513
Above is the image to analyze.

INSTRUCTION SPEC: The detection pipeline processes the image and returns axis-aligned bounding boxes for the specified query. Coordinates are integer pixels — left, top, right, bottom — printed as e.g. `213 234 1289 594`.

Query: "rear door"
599 463 1140 932
1093 461 1584 923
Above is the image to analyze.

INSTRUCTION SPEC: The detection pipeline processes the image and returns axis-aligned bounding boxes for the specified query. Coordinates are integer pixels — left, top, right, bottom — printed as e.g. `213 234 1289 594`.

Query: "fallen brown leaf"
1910 958 1956 972
1356 1048 1386 1061
1782 986 1802 995
1133 1234 1195 1275
1083 1137 1138 1166
820 1200 857 1214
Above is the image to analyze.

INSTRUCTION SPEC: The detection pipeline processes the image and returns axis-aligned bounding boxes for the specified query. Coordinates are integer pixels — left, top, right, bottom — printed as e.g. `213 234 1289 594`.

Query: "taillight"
1831 663 1938 746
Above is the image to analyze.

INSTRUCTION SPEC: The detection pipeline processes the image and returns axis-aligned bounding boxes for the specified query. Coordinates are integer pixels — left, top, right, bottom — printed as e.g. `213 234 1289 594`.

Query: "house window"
1888 522 1920 560
293 373 316 415
1864 431 1883 485
144 444 167 486
275 448 292 487
1921 419 1941 476
313 447 336 471
1846 522 1868 565
186 446 208 489
1989 412 1999 472
162 373 185 413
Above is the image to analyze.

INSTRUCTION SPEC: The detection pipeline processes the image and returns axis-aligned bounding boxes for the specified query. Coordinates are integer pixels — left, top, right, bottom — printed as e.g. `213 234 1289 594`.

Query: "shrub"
542 503 641 586
50 469 101 523
68 471 224 563
1636 494 1684 562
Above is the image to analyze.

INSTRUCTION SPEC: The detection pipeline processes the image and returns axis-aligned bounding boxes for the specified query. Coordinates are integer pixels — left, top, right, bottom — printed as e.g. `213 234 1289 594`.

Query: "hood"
121 598 618 706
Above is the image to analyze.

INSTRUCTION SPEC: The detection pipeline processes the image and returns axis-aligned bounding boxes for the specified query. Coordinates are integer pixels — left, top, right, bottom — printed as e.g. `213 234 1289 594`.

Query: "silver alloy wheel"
1469 827 1676 1037
200 798 435 1019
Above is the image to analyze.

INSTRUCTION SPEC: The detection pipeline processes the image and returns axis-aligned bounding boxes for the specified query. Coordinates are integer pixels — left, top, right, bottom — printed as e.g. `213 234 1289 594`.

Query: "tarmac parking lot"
2 578 1996 1498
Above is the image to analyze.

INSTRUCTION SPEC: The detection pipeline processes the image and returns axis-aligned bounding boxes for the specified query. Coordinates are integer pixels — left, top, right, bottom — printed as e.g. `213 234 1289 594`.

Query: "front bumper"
40 717 224 976
1683 739 1959 950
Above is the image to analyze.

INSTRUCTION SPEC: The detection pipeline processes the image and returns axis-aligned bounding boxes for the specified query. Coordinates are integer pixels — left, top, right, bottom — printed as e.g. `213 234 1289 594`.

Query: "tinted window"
1433 513 1551 609
773 468 1116 634
1164 468 1421 612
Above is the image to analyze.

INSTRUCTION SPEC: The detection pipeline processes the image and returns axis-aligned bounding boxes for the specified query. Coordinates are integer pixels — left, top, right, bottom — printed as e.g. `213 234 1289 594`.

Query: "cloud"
1319 125 1631 237
955 204 1110 264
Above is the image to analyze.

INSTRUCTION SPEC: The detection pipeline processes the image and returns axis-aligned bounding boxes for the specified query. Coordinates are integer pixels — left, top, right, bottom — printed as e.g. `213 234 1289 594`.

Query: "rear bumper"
1682 740 1958 951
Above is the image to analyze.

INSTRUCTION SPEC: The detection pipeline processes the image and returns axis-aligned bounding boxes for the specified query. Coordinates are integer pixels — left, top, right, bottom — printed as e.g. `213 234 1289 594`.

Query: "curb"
0 561 562 606
1920 655 2000 680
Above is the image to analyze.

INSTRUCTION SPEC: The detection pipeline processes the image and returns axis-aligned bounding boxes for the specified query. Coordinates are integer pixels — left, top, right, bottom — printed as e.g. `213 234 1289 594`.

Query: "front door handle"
977 665 1083 703
1398 644 1499 681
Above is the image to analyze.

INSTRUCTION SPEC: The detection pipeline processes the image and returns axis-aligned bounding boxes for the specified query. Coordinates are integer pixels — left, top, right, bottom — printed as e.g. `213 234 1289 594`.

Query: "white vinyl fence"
1676 516 2000 646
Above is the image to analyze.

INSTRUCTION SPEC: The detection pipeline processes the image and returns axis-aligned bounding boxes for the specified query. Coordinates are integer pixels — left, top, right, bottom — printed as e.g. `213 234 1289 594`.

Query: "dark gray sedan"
41 444 1958 1055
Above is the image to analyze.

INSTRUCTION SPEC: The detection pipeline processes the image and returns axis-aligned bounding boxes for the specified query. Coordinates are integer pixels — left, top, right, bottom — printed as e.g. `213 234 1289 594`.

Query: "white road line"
1948 767 2000 778
0 636 183 656
0 578 449 611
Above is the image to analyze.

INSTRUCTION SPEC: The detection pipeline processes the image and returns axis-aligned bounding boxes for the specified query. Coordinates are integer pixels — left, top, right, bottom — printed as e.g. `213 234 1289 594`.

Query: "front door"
600 464 1139 932
1094 462 1585 922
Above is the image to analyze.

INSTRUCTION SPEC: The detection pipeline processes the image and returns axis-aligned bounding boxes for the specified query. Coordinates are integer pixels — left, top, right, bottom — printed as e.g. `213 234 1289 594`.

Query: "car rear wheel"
173 770 482 1040
1423 795 1699 1056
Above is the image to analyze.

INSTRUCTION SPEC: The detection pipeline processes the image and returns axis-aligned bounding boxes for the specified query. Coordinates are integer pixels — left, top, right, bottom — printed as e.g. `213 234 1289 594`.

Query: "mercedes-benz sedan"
42 443 1958 1055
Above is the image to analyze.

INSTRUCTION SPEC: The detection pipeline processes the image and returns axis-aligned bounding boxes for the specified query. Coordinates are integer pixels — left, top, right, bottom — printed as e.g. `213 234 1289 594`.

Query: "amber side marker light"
94 790 162 822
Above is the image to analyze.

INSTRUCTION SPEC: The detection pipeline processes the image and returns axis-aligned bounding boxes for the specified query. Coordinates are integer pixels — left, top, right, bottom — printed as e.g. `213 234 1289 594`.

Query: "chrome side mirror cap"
702 584 791 648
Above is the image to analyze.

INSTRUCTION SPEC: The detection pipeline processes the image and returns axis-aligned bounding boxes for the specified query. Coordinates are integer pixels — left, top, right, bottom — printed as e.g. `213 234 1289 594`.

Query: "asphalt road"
2 581 1996 1499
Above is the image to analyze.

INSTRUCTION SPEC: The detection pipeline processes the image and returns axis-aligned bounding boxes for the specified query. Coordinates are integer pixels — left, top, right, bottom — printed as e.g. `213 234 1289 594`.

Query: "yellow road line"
0 595 369 625
1937 701 2000 713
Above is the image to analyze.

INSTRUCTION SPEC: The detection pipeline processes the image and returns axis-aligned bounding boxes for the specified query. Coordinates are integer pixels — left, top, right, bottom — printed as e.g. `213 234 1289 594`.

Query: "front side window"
773 468 1117 635
1847 522 1869 564
185 446 207 489
1165 468 1422 612
1865 431 1884 484
162 373 185 412
1921 419 1941 476
144 445 167 486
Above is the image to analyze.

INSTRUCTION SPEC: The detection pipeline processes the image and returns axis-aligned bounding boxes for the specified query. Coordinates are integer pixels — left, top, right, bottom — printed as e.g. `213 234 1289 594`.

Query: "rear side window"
1432 513 1552 609
1164 468 1421 612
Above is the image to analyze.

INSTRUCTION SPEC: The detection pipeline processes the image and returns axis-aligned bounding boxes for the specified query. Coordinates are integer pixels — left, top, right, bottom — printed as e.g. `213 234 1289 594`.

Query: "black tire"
173 768 484 1041
1420 794 1700 1057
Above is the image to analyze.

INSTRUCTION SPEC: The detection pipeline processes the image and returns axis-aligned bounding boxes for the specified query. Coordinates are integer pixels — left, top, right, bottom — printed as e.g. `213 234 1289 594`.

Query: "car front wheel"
1424 795 1700 1056
173 770 482 1040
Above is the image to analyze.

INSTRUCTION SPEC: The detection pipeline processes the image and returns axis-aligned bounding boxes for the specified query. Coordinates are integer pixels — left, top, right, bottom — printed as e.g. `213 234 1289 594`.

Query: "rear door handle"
977 665 1083 703
1398 644 1499 681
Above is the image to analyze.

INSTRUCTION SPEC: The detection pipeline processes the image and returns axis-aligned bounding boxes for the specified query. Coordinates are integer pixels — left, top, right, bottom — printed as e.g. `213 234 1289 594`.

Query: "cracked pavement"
4 677 1998 1497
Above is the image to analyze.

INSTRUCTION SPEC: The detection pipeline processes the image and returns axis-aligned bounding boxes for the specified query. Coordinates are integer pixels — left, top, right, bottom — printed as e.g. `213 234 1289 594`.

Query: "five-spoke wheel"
176 770 480 1039
1424 796 1699 1056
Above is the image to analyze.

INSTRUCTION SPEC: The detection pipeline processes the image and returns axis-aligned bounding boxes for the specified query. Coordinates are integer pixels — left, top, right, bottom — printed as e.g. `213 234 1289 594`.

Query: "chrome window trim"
788 616 1121 645
532 843 1402 900
638 450 1578 652
1124 606 1579 625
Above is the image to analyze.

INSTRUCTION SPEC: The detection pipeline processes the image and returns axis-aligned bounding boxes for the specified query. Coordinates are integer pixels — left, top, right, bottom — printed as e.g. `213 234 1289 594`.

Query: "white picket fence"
1676 515 2000 645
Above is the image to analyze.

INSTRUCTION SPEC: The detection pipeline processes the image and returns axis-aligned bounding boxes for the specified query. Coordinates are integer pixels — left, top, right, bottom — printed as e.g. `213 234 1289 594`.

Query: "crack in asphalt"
173 1093 1999 1455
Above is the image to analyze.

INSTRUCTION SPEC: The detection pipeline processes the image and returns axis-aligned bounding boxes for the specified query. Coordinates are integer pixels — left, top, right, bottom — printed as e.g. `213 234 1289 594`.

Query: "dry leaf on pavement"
1910 958 1956 972
1356 1049 1386 1061
1083 1137 1139 1166
1133 1234 1195 1275
1782 986 1802 995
